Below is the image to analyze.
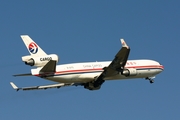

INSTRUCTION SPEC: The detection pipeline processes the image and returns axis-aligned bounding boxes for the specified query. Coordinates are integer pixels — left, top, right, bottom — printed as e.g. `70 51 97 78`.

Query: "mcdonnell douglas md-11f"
10 35 164 91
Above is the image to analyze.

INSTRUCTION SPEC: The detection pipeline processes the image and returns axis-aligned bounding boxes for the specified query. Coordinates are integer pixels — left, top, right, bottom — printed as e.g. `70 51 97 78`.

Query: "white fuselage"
10 36 164 91
32 59 164 83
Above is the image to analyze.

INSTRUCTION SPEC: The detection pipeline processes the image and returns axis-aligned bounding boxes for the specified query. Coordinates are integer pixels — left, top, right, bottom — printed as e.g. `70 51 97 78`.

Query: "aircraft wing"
94 39 130 86
103 39 130 77
10 82 75 91
40 60 56 73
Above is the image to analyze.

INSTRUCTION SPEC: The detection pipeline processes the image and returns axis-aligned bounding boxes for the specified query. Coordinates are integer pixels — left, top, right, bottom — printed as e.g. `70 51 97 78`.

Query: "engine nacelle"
121 68 137 76
83 76 104 91
84 82 101 90
22 54 59 67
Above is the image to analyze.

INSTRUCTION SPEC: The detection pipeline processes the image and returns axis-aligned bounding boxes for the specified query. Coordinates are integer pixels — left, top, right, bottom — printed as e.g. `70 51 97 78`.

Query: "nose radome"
152 60 164 71
157 62 164 70
157 62 164 72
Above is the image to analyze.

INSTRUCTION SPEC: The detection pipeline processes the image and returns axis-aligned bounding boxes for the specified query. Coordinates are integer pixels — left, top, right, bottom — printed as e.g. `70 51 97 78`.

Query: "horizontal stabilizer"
13 73 32 77
10 82 75 91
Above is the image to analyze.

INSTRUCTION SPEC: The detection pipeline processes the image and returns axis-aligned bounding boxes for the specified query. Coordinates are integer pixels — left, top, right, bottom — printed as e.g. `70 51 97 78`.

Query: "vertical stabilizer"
21 35 47 56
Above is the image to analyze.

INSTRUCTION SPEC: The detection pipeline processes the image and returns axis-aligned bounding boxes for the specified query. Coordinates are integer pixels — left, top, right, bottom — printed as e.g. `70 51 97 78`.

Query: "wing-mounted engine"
84 82 101 90
84 75 104 90
121 68 137 77
22 54 59 67
72 74 103 90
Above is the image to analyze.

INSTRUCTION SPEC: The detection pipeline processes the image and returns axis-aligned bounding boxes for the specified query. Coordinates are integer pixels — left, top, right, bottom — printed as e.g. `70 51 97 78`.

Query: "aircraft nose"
157 62 164 73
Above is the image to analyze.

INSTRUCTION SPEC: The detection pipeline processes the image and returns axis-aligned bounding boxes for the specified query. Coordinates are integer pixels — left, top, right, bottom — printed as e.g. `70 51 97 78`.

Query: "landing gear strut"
146 77 154 84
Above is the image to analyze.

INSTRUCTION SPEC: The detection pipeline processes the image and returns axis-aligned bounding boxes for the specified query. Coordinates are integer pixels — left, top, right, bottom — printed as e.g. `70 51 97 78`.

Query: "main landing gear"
145 77 154 84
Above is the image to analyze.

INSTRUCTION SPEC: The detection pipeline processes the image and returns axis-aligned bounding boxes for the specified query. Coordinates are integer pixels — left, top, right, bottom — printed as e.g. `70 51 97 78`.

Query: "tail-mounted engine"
121 68 137 77
22 54 59 67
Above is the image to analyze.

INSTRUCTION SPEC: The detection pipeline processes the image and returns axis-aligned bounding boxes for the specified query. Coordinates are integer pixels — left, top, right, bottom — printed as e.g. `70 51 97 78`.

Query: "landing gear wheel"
145 77 155 84
150 80 154 84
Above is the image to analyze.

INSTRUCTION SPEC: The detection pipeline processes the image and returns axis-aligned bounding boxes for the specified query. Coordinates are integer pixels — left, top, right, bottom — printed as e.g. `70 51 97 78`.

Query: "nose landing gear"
145 77 154 84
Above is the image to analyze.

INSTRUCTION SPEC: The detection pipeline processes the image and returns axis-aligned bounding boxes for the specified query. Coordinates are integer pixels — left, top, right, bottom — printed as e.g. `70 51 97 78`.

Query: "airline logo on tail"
28 42 38 54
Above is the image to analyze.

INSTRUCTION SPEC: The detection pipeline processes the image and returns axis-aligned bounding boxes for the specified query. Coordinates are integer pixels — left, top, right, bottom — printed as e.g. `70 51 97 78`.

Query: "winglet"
120 39 129 49
10 82 19 91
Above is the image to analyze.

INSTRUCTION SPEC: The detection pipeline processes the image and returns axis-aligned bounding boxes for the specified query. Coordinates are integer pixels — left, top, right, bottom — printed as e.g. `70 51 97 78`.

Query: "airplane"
10 35 164 91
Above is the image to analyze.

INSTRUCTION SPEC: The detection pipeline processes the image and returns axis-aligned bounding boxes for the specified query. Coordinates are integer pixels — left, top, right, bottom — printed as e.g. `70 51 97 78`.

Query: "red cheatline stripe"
55 68 102 74
127 65 164 69
54 65 163 74
34 65 163 76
